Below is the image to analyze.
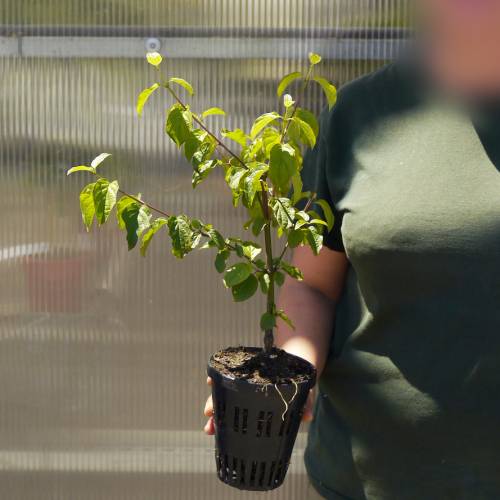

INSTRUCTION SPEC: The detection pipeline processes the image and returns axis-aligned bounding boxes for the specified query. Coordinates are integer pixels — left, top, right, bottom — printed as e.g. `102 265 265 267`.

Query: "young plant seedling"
67 51 337 355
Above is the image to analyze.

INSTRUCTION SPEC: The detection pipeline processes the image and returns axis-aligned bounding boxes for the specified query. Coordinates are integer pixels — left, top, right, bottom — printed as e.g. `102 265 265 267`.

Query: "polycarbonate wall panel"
0 2 411 499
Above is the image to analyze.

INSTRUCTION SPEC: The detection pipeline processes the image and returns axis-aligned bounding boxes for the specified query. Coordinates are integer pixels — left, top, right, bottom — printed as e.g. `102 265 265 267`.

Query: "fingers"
204 395 213 417
204 416 215 435
204 379 215 435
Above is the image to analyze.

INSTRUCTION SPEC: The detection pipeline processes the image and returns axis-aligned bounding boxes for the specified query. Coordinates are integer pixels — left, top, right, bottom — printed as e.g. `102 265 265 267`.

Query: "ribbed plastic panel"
0 1 410 498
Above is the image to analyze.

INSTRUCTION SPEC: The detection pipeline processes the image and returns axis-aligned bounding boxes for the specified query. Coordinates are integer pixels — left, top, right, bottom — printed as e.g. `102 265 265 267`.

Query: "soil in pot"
207 346 316 491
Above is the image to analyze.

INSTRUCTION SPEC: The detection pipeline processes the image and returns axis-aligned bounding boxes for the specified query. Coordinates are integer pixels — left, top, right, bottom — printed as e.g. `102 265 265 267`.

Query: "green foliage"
67 50 339 340
137 83 160 117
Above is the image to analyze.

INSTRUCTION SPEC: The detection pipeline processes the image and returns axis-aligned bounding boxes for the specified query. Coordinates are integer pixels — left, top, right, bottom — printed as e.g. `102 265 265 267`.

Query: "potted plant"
67 50 337 491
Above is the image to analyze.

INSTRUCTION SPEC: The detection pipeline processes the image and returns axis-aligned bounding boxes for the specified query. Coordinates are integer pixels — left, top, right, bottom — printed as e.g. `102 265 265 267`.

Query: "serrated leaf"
296 108 319 137
224 262 253 288
91 153 112 169
136 83 160 117
67 165 95 176
250 112 281 139
231 274 258 302
314 199 335 231
309 52 322 65
140 217 168 256
277 71 302 97
269 143 297 194
202 107 226 119
79 183 96 231
305 226 323 255
146 52 162 67
313 77 337 109
166 104 193 148
169 77 194 96
120 202 152 250
93 178 119 225
221 128 248 147
260 312 276 331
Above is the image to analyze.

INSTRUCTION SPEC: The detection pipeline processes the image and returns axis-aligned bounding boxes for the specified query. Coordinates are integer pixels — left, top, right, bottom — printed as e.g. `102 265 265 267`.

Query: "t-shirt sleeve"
300 107 345 252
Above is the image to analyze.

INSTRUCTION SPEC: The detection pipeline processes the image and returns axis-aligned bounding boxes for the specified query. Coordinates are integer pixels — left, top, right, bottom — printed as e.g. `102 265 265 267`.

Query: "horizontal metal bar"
0 35 411 60
0 25 413 39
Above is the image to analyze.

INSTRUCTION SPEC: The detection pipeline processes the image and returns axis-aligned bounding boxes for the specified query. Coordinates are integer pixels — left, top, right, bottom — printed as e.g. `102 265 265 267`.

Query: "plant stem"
260 187 275 354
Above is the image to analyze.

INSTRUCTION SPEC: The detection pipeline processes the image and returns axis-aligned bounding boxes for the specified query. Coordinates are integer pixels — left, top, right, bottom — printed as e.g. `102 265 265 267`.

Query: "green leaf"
313 77 337 109
93 178 119 225
243 165 268 205
269 143 297 194
226 166 248 191
260 312 276 331
146 52 162 67
238 242 261 261
277 310 295 329
314 199 335 231
140 217 168 256
67 165 95 176
224 262 253 288
208 229 226 250
166 104 193 148
79 183 96 231
215 250 230 273
116 196 137 229
91 153 112 169
275 271 285 287
305 226 323 255
136 83 160 117
169 77 194 96
291 173 303 205
221 128 248 147
250 112 281 139
272 197 296 230
296 108 320 137
202 107 226 119
120 202 152 250
168 215 199 258
192 159 218 188
287 229 304 248
309 52 322 65
277 71 302 97
291 116 316 148
280 261 304 280
231 274 258 302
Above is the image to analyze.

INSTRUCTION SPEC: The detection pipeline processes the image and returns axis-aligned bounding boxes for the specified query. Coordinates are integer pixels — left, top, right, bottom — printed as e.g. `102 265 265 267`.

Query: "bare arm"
276 245 349 376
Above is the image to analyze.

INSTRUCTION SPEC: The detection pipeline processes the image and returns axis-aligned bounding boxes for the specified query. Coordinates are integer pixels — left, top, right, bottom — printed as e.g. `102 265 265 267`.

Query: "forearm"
276 278 336 376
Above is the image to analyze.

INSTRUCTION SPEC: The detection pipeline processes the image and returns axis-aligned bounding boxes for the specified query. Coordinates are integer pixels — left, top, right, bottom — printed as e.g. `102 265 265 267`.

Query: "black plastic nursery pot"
207 347 316 491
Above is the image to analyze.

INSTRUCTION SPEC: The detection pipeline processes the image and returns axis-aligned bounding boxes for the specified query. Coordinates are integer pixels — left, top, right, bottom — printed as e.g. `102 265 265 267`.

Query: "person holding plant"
208 2 500 499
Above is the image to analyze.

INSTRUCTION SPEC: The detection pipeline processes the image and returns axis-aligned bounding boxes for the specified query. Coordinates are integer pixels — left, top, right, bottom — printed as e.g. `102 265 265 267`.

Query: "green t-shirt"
302 60 500 500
